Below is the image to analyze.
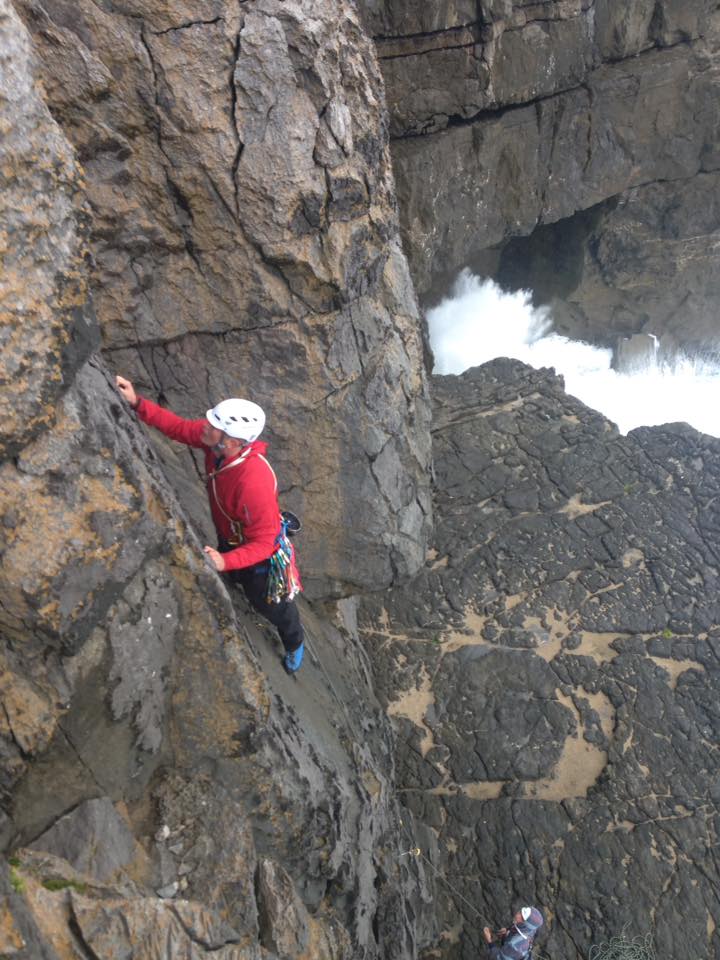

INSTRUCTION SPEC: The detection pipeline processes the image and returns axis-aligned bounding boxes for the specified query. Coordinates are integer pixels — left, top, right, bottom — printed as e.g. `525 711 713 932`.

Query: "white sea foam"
427 270 720 438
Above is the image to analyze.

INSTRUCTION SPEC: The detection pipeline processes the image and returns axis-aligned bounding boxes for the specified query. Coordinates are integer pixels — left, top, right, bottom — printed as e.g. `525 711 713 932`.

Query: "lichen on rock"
0 0 95 457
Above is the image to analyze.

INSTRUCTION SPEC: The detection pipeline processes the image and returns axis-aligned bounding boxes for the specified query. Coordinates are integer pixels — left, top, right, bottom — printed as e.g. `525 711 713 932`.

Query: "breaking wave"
427 270 720 438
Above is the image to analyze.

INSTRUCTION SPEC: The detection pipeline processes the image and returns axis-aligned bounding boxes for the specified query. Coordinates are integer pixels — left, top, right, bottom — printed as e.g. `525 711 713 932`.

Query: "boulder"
28 799 137 883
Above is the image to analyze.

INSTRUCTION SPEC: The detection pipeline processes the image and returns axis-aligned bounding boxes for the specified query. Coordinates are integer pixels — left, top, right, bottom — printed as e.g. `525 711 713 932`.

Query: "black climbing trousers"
219 542 304 654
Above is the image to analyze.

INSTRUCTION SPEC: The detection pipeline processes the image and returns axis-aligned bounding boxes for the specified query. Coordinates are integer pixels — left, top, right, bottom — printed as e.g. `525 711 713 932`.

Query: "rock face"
359 1 720 349
13 0 432 598
498 173 720 352
0 0 95 458
4 1 720 959
358 359 720 958
0 2 431 957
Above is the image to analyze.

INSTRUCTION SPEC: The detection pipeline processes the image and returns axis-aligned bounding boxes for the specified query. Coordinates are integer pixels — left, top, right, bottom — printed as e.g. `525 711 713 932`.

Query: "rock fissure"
230 29 244 220
67 901 104 960
136 25 212 282
378 38 480 63
151 18 225 37
374 22 482 46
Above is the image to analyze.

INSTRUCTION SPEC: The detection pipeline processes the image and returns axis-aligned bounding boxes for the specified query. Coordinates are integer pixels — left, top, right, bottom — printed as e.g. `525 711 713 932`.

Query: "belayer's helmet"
518 907 543 933
206 398 265 442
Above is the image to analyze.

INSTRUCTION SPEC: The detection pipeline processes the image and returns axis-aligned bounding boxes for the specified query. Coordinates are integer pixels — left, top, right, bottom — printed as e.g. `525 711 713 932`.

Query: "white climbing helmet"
206 398 265 442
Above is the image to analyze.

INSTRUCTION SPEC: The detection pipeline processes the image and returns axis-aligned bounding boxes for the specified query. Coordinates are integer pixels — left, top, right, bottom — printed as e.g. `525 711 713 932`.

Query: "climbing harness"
207 449 301 603
206 447 252 545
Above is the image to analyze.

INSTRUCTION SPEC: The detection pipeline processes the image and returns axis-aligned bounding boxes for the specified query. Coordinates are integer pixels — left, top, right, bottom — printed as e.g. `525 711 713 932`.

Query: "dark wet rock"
433 648 575 782
500 172 720 352
359 359 720 958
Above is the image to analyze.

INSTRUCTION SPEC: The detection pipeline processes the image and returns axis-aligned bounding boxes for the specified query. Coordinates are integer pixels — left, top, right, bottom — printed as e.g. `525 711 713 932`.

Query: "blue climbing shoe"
282 643 304 674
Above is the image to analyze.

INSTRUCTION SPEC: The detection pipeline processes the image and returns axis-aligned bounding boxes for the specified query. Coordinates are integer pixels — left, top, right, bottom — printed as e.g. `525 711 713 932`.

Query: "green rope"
588 931 655 960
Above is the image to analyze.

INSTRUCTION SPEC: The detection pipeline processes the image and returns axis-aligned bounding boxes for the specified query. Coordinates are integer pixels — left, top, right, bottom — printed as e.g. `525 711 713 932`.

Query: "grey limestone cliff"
360 1 720 351
0 1 432 956
12 0 433 598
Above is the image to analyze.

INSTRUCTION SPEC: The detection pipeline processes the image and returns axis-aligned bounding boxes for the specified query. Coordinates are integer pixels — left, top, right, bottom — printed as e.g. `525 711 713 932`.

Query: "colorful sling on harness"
266 515 302 604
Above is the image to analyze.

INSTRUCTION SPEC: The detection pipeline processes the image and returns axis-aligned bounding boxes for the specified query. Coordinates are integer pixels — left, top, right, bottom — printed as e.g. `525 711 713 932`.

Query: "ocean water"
427 270 720 438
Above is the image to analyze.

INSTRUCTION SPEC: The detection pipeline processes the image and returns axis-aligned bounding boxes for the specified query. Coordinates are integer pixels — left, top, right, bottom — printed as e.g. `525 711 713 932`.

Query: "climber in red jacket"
115 375 304 673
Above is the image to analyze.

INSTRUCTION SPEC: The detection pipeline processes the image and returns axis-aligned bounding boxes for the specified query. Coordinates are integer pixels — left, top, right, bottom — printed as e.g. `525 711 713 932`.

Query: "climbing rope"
301 626 492 928
588 931 655 960
415 846 487 924
389 807 494 930
278 589 503 942
304 634 355 731
280 592 658 960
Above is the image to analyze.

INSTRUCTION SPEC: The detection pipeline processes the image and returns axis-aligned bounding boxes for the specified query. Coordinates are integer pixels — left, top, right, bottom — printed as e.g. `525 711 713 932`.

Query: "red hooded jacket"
136 397 282 572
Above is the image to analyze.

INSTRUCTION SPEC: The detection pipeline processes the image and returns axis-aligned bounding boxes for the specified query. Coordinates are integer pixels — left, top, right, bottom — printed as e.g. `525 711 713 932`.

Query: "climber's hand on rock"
483 927 493 944
116 375 137 407
204 546 226 572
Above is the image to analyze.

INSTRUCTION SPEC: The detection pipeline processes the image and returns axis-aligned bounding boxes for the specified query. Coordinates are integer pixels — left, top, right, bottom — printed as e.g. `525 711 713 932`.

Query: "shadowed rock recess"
3 0 720 958
360 1 720 348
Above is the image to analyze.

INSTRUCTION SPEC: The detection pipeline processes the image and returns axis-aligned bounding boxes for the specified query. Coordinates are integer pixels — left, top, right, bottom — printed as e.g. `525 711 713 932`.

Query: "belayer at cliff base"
483 906 544 960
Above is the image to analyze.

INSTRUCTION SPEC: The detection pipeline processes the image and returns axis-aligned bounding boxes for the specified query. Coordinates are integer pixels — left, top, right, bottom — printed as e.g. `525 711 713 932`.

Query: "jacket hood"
247 440 268 455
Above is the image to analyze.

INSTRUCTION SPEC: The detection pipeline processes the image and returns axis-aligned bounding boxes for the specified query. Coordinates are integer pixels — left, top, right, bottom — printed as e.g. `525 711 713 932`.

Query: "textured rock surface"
360 1 720 348
0 0 95 458
0 3 432 957
14 0 432 597
359 359 720 958
0 349 429 955
29 798 138 883
5 0 720 958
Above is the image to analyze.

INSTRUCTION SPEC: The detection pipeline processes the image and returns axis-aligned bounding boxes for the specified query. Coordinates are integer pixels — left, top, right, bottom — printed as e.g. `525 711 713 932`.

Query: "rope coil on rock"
588 931 655 960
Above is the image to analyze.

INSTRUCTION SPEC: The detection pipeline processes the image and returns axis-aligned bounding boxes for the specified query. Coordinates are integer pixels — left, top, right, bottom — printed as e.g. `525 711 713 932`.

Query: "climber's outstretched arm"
115 375 206 448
